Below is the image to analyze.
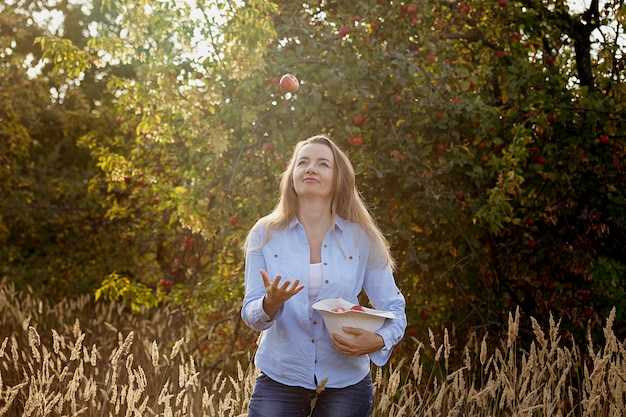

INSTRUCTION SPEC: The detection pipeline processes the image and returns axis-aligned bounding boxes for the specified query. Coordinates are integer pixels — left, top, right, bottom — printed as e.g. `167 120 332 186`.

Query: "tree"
6 0 625 367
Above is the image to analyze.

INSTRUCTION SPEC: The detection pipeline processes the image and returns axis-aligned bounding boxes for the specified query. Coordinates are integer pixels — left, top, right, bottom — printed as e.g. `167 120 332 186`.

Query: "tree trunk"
571 21 595 89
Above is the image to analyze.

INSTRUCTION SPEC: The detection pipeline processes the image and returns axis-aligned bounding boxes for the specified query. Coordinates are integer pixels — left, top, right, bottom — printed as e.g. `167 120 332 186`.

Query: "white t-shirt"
309 262 323 301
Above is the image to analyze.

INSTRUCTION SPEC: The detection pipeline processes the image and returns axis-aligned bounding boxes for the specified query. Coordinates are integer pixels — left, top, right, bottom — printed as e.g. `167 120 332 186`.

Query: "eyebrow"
297 156 331 162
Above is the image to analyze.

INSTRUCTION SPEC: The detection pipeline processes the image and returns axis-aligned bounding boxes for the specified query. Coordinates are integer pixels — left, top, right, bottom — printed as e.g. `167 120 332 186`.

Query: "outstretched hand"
260 269 303 306
331 327 385 356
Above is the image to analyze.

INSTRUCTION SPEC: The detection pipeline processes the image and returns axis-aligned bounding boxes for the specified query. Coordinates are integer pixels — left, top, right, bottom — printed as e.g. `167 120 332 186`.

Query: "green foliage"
34 36 91 78
591 257 626 321
95 272 165 313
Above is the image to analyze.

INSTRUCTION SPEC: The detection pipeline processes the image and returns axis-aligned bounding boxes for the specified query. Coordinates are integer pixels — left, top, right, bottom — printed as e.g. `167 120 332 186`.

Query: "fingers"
333 333 352 347
260 269 281 290
261 270 303 301
342 327 363 336
270 275 282 291
280 280 304 297
286 280 304 297
332 333 357 356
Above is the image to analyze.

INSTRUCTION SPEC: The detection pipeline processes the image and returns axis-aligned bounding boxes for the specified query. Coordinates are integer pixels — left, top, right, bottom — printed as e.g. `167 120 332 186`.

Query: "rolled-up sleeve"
363 257 407 367
241 223 285 331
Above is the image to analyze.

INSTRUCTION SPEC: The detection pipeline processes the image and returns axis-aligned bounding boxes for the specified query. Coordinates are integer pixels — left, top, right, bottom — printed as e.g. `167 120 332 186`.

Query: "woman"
241 134 407 417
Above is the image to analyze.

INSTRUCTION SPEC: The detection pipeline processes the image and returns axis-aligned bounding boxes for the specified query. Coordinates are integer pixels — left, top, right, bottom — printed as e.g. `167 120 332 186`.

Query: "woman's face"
292 143 335 200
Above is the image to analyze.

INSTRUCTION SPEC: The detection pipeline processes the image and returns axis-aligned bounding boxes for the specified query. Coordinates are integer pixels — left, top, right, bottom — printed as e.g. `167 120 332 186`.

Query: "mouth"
304 178 319 183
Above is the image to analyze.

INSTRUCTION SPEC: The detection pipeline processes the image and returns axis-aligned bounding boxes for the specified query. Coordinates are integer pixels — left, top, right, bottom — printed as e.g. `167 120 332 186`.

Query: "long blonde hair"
242 134 396 271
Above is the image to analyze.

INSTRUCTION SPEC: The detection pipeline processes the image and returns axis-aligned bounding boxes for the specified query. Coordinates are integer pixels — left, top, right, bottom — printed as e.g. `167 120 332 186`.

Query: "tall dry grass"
0 278 624 416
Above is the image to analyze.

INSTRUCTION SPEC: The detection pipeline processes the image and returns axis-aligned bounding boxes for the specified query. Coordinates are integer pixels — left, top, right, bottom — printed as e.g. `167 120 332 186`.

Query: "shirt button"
323 244 327 248
313 321 317 325
311 339 315 343
324 280 329 284
348 256 353 260
274 254 278 258
315 359 318 363
323 262 327 266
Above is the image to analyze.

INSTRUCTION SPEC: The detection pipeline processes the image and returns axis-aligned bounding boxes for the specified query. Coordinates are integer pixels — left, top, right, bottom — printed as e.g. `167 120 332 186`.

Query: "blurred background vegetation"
1 0 624 369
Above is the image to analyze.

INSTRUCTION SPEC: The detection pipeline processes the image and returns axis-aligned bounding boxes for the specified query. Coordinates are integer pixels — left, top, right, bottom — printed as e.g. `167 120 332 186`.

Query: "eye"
297 160 306 166
320 162 329 167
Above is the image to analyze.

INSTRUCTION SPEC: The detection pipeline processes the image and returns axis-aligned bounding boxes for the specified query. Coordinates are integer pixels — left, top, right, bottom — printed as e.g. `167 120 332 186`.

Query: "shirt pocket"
262 243 302 283
334 251 363 301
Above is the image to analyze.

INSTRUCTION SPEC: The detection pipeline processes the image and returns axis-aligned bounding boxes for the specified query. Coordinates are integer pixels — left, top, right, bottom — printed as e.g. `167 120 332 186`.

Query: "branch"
520 0 596 89
582 0 601 29
198 0 228 76
441 31 499 51
609 0 624 88
519 0 576 33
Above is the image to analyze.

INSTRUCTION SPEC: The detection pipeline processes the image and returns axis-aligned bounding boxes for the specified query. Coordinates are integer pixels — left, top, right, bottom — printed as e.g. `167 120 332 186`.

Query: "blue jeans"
247 372 373 417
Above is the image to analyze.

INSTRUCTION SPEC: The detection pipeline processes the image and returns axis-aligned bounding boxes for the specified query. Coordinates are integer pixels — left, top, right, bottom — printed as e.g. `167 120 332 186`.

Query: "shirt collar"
288 214 346 232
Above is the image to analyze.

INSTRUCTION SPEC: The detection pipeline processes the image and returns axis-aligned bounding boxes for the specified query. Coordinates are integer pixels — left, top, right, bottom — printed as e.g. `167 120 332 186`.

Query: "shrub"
1 279 624 416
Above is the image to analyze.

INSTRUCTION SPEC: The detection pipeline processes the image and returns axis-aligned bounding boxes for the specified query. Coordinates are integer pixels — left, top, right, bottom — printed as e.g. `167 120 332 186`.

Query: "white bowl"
312 298 395 342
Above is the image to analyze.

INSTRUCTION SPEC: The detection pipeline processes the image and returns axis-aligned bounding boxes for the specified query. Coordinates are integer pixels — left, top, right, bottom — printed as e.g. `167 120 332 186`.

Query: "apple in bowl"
313 298 395 341
330 305 367 313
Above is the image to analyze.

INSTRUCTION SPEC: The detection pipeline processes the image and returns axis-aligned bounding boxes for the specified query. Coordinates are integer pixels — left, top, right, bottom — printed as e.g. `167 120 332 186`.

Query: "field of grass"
0 279 623 417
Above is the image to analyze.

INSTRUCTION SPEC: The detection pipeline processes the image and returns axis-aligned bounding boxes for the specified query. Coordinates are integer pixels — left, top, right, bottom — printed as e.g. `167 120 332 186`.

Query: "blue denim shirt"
241 214 407 389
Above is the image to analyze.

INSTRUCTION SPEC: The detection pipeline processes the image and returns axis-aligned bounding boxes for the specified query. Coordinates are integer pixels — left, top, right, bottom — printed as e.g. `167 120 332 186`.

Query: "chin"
298 192 332 200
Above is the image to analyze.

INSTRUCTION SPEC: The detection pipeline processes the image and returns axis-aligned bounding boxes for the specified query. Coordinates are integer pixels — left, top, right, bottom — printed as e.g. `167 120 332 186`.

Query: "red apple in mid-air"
279 74 299 93
159 278 174 290
547 112 557 125
352 114 368 127
349 135 364 146
350 305 365 312
338 25 350 38
597 134 610 145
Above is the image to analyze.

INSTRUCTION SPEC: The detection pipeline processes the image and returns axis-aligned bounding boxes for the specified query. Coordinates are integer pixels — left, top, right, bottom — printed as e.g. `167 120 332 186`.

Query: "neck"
296 197 333 231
